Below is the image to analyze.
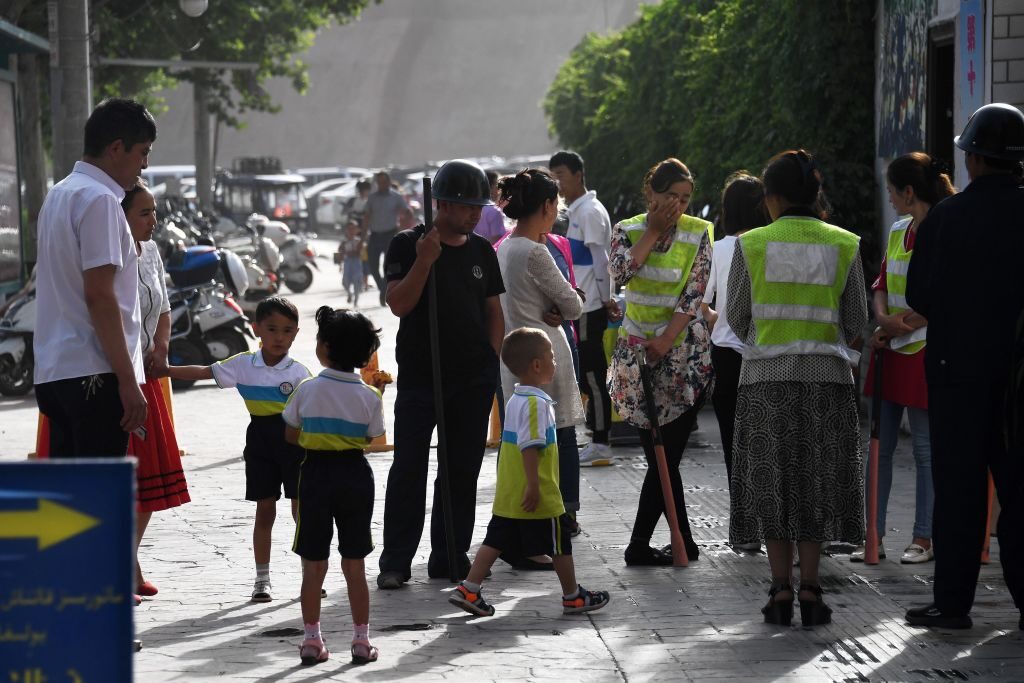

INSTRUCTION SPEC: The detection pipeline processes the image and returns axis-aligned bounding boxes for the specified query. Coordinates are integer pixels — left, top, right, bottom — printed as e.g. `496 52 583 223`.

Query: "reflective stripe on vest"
884 217 926 355
740 216 860 363
618 213 712 345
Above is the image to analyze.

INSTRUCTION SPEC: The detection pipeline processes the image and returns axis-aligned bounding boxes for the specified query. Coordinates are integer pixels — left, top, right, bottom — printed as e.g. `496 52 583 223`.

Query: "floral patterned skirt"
729 381 863 544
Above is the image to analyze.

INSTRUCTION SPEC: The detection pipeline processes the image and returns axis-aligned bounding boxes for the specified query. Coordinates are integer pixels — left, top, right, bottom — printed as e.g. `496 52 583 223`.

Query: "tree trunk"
49 0 92 180
194 73 213 209
16 53 47 265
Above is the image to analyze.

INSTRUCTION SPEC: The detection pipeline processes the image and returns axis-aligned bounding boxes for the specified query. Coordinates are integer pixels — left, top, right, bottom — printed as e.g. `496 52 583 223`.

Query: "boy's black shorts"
243 415 304 501
483 514 573 558
292 450 375 561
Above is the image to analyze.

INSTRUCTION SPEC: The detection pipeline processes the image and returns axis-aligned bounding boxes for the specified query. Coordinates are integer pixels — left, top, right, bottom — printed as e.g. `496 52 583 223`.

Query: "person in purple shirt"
473 170 507 244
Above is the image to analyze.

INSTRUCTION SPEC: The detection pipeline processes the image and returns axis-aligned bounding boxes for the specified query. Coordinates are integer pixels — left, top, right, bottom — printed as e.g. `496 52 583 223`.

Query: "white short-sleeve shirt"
703 235 744 352
34 162 145 384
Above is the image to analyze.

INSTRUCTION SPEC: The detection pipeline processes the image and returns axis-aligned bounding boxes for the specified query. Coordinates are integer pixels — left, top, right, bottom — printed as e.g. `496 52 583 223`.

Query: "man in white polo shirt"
34 98 155 458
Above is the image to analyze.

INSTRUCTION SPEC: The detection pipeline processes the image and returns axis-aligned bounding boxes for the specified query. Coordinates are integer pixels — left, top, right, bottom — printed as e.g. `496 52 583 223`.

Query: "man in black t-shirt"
377 160 505 588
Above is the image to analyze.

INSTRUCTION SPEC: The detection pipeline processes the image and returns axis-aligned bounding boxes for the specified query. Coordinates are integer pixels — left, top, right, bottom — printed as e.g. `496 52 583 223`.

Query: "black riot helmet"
431 160 493 206
954 103 1024 161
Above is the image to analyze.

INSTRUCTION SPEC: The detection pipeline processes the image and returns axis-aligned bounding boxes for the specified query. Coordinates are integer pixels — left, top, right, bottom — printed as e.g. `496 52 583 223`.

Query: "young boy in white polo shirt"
282 306 385 667
168 297 310 603
448 327 610 617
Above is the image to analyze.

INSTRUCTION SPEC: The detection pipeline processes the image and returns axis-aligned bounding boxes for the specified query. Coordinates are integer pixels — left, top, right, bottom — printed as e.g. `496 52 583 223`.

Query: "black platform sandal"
799 583 832 626
762 582 793 626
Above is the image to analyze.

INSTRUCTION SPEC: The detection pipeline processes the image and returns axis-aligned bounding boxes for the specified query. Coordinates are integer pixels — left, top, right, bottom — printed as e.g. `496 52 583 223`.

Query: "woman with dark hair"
852 152 956 565
701 172 769 496
608 158 713 566
727 150 867 626
122 180 191 600
495 169 585 556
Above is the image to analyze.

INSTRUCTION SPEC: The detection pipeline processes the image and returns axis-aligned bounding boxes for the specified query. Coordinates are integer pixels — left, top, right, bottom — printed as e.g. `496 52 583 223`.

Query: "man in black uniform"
905 103 1024 630
377 160 505 588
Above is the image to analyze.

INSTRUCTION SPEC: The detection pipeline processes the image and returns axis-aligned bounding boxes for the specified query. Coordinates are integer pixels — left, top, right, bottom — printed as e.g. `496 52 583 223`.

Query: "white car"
305 178 356 229
316 181 361 228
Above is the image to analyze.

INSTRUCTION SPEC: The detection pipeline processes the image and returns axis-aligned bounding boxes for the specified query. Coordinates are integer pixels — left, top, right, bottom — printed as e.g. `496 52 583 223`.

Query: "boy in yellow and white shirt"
448 327 610 617
282 306 384 667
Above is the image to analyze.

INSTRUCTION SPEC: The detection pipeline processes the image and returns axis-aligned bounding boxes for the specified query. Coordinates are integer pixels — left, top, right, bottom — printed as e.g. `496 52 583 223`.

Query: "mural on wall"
878 0 936 158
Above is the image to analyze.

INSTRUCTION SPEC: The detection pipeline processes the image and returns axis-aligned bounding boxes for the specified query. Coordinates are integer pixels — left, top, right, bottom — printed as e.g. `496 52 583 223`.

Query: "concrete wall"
992 0 1024 106
150 0 647 170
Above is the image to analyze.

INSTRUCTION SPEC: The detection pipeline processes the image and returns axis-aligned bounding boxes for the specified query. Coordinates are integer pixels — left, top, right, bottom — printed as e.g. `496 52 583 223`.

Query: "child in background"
448 327 610 617
337 220 364 306
168 297 311 603
283 306 384 666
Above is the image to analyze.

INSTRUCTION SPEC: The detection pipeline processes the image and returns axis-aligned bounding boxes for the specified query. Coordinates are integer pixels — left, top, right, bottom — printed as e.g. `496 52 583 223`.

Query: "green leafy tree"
545 0 878 266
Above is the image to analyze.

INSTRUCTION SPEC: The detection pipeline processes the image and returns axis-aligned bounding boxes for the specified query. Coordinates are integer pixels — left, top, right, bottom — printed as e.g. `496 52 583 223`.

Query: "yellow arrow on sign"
0 499 100 550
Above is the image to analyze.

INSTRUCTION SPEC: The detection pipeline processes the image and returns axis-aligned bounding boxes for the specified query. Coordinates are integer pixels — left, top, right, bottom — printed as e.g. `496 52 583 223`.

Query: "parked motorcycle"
247 214 318 293
0 289 35 396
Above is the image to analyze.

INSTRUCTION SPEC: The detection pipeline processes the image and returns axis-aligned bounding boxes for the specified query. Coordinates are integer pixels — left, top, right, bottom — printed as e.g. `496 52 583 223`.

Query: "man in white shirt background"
549 151 617 466
34 98 155 457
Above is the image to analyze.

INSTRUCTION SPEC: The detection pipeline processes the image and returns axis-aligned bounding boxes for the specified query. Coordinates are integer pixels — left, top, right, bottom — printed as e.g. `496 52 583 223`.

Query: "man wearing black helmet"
377 160 505 588
905 103 1024 631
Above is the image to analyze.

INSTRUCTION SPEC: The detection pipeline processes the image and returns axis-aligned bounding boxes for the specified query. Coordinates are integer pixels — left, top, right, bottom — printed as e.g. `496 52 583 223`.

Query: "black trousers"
929 380 1024 617
367 230 396 293
379 381 495 576
632 406 700 544
35 373 131 458
578 308 611 444
710 344 743 486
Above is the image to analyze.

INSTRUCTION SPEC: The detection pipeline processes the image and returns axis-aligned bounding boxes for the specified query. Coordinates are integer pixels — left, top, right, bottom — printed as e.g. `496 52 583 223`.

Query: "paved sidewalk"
1 244 1021 681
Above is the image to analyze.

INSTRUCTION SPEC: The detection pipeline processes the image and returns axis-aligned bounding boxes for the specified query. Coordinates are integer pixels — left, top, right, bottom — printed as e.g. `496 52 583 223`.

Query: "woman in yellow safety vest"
726 150 868 627
608 158 714 567
852 153 955 565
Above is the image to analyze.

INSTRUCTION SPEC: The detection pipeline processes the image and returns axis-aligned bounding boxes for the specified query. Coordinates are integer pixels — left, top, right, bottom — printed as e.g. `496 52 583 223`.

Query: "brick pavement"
1 244 1022 681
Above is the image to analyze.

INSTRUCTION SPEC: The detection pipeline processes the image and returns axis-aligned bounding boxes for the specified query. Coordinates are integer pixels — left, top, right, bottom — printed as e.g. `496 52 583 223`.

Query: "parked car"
292 166 371 188
317 181 361 227
305 178 356 230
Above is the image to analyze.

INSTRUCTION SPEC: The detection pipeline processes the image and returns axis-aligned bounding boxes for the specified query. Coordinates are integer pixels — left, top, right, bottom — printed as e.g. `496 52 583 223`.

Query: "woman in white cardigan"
495 169 585 548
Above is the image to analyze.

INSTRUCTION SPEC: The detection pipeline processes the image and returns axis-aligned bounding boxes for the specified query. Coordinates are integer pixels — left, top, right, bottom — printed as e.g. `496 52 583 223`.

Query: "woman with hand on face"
852 152 955 565
122 180 191 602
495 169 585 568
608 158 714 566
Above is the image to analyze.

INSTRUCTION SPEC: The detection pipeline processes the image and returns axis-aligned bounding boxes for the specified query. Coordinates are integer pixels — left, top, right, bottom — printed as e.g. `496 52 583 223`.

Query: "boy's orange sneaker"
562 585 610 615
448 583 495 617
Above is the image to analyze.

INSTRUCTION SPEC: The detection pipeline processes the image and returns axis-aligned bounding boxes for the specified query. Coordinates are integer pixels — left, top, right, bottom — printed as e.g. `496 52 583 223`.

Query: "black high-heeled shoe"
799 583 832 626
762 583 794 626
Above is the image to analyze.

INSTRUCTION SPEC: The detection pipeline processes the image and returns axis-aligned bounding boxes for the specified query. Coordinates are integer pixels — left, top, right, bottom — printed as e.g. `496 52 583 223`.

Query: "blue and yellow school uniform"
282 369 384 561
485 385 572 557
211 350 311 501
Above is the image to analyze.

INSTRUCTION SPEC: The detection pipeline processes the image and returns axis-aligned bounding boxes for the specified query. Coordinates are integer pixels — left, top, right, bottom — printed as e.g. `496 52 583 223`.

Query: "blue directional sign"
0 460 134 683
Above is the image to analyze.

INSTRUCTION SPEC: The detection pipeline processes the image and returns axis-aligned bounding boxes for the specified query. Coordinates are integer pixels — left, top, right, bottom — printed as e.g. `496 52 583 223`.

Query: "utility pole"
48 0 92 180
194 71 213 208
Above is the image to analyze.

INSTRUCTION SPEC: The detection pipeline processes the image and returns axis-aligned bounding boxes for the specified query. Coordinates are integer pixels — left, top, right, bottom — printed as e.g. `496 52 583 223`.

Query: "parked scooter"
248 214 318 293
165 246 253 389
0 289 35 396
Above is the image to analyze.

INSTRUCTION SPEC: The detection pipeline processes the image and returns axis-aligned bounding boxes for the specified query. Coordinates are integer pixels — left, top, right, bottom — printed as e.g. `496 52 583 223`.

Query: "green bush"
545 0 877 260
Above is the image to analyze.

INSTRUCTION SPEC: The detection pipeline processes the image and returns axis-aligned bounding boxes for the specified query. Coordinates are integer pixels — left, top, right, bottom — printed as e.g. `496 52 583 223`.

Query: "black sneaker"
376 571 407 590
562 585 610 614
905 604 973 629
448 583 495 616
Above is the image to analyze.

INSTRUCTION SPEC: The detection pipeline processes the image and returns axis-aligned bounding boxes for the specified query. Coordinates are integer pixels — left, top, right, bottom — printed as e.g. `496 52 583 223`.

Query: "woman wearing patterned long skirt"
726 150 867 627
123 180 191 599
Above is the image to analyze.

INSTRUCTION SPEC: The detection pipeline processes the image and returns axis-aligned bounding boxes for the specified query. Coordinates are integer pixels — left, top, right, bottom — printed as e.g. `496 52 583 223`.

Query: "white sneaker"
251 579 272 602
850 541 886 563
578 442 613 467
901 543 934 564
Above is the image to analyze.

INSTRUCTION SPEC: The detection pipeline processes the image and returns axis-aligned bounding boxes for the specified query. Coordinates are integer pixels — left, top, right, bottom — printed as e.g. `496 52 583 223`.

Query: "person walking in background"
549 151 616 467
905 104 1024 631
608 158 713 566
34 98 154 457
852 152 954 565
701 172 769 495
495 169 585 560
364 170 412 306
121 179 190 601
727 150 867 627
339 219 365 307
377 160 504 588
474 170 508 245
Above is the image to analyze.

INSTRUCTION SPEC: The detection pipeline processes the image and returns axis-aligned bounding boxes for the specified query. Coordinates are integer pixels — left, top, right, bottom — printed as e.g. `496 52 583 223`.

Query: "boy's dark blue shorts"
292 450 375 561
243 414 304 501
483 514 573 558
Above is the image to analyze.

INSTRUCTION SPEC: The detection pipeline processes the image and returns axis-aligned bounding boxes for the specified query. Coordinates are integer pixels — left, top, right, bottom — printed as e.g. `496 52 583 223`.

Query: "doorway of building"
927 23 955 174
